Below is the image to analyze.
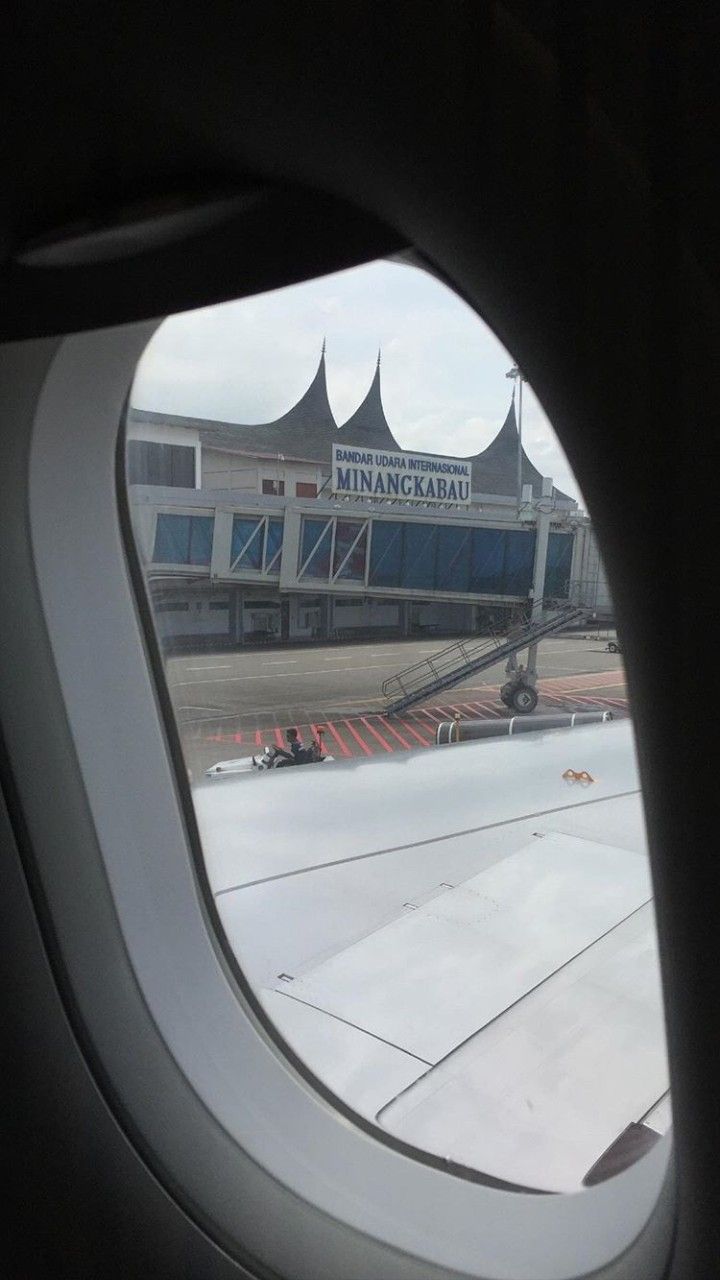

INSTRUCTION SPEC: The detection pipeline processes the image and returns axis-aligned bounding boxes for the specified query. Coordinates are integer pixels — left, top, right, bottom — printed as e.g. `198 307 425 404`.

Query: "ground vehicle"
207 740 334 777
1 6 717 1280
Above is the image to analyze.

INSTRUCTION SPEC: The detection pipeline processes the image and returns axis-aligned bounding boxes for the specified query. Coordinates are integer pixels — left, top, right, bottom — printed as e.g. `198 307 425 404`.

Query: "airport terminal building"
127 349 612 648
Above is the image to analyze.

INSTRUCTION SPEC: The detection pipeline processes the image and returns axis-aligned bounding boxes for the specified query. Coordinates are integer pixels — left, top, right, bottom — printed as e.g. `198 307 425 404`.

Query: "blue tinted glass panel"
265 518 284 570
401 524 437 590
153 514 190 563
188 516 214 566
368 521 403 586
334 521 367 581
470 528 506 593
502 529 536 594
545 531 573 598
435 526 472 592
299 519 332 579
231 517 263 570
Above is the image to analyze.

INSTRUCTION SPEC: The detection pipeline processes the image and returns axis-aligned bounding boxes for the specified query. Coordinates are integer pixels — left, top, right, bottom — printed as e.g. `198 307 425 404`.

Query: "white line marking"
170 663 394 687
183 664 232 671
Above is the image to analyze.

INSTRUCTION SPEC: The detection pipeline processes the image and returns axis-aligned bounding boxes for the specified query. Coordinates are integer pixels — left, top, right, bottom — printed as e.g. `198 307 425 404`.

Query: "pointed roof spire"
467 393 570 500
337 351 402 452
196 343 338 462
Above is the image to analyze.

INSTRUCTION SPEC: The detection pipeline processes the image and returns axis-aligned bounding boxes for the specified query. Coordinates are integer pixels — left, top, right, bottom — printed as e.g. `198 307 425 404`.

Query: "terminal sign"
331 443 472 507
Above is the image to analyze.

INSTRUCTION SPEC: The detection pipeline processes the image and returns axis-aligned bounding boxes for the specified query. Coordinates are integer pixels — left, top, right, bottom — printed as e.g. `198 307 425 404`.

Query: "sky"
131 258 583 503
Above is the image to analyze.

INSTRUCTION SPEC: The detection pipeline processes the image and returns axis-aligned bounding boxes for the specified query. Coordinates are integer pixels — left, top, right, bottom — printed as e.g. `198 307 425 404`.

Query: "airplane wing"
194 719 669 1193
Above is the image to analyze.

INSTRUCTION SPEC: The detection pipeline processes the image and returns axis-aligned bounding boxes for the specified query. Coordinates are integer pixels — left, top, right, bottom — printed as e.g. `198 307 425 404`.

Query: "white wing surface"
195 719 668 1192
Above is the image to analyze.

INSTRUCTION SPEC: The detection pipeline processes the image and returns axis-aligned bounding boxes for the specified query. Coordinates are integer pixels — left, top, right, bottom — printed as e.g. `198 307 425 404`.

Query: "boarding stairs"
382 602 585 715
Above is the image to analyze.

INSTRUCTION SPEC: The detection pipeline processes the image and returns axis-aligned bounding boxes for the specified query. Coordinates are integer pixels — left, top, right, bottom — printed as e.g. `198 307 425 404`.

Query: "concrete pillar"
231 586 243 645
317 594 330 641
526 478 553 677
530 478 553 622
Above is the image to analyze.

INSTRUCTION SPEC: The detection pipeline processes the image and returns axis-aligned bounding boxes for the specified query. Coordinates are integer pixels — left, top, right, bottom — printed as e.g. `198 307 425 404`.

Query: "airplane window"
123 258 669 1194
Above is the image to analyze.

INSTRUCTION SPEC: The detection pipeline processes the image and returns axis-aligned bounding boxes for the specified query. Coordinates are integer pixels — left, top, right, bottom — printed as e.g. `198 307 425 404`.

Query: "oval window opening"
123 257 669 1194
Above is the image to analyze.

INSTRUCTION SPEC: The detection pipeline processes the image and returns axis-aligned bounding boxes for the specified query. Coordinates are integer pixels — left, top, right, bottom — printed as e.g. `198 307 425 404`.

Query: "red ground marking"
274 727 285 748
400 714 435 745
392 716 430 747
381 719 414 750
415 706 445 724
322 720 353 757
553 674 627 693
254 728 263 747
360 717 394 753
472 701 503 719
341 718 373 756
455 702 486 716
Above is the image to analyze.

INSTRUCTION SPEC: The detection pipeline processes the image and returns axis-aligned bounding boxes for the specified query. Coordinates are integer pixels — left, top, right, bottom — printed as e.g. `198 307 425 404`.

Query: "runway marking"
403 713 436 742
471 701 503 719
341 719 373 756
381 719 414 750
197 666 630 763
184 664 232 671
200 693 630 761
399 719 434 747
322 720 353 757
171 662 395 687
359 717 394 753
415 706 445 724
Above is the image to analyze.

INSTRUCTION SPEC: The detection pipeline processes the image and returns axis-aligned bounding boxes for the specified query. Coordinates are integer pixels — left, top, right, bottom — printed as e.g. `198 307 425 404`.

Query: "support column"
526 477 553 678
236 587 245 646
231 586 243 645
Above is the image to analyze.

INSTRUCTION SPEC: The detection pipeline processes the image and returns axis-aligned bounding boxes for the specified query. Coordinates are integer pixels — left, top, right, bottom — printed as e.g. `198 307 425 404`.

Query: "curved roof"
128 356 573 504
198 344 338 460
470 397 570 501
337 353 403 454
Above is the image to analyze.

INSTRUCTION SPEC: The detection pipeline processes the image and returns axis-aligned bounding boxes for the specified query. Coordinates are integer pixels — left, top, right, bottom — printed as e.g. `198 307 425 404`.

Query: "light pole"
505 364 526 515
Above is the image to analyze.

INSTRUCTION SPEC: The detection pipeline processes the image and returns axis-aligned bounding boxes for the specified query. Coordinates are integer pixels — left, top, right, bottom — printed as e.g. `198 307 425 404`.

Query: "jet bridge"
382 603 585 715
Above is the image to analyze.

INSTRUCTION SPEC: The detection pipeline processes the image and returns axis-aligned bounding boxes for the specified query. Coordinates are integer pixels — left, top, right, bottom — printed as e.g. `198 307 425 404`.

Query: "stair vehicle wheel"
511 685 538 714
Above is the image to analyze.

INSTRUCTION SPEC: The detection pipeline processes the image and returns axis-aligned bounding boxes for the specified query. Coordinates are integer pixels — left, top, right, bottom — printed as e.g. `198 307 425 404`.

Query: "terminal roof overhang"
128 347 572 503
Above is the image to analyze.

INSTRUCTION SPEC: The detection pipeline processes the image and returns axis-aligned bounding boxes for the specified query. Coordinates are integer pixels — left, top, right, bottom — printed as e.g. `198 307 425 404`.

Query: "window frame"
151 507 215 568
12 322 673 1280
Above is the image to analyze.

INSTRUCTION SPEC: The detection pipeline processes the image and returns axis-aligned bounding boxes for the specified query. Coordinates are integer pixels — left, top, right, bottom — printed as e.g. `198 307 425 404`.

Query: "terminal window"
152 514 214 566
